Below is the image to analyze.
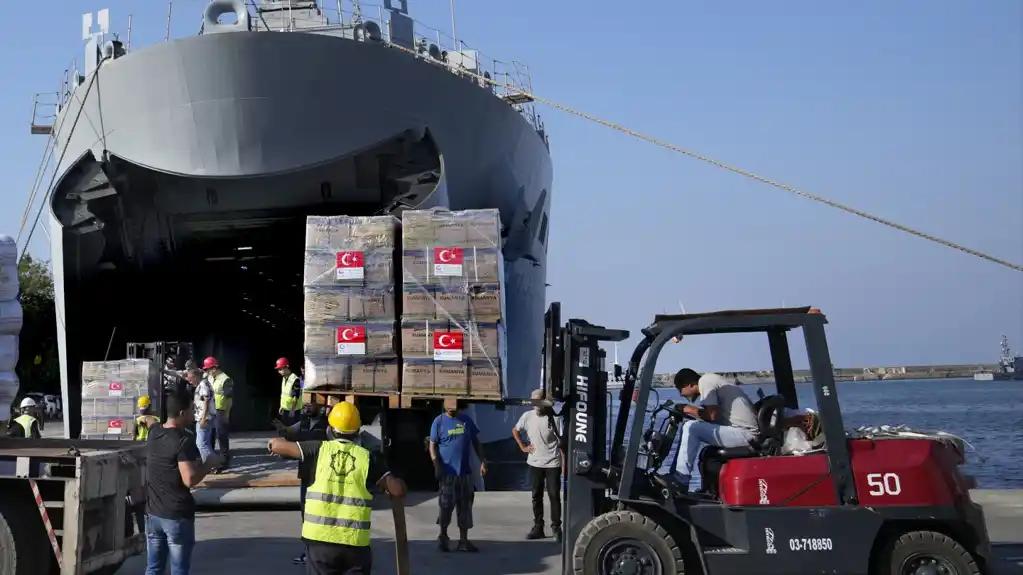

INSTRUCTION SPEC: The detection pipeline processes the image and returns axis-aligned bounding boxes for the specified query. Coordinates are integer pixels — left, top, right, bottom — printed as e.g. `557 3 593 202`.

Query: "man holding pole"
269 402 406 574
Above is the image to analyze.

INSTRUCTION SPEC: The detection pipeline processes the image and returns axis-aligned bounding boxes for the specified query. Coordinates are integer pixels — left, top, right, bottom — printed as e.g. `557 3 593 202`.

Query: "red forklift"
542 303 991 575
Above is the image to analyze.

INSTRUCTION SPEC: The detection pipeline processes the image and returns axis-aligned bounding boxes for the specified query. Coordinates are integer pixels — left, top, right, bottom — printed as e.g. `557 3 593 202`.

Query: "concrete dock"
113 489 1023 574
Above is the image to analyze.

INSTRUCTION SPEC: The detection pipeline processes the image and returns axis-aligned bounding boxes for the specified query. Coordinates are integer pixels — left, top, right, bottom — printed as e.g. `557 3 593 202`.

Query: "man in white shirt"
512 389 564 542
672 369 759 490
191 369 216 462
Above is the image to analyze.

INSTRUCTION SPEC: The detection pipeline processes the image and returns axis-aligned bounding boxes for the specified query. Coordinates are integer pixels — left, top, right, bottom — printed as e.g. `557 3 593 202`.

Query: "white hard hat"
20 397 37 408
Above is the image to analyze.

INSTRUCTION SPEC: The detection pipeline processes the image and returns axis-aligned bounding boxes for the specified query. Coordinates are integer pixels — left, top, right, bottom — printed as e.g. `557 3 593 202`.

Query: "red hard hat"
275 357 289 369
202 357 219 370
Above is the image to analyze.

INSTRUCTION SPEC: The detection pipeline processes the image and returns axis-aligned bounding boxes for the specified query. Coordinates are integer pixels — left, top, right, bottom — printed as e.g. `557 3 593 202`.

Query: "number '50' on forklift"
540 303 990 575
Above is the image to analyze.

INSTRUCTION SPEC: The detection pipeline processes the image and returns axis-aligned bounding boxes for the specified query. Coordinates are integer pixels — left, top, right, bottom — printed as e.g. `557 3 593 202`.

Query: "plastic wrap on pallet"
303 357 400 393
304 322 397 359
398 319 507 398
304 285 396 323
303 215 399 287
81 359 156 399
399 209 508 398
0 300 23 335
80 416 137 439
0 370 18 423
0 234 19 302
0 334 17 373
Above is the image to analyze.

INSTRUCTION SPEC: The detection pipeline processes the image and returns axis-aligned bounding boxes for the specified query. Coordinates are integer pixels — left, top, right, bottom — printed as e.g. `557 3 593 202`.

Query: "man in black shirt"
272 402 329 565
145 388 223 575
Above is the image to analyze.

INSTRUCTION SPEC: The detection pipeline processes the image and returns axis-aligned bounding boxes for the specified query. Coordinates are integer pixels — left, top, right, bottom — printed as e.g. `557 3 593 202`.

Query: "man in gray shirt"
512 389 564 542
672 369 759 491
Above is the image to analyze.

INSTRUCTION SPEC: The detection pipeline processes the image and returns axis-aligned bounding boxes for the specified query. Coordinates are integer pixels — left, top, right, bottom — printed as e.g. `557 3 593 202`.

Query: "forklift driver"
672 368 759 490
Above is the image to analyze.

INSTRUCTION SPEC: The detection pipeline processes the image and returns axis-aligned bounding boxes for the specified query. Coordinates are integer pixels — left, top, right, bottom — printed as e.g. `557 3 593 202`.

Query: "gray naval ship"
36 0 553 461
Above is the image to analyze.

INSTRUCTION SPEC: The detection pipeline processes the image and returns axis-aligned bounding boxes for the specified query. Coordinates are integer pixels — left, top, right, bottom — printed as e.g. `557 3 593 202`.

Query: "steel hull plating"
49 30 553 443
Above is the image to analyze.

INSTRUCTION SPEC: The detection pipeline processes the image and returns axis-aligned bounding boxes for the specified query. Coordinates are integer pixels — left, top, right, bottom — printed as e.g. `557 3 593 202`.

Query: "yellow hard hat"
327 402 361 434
138 396 151 409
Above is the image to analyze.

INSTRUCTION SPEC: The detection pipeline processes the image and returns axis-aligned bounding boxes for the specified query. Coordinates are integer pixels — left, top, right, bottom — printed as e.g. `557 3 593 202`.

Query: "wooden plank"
61 464 83 575
392 498 410 575
398 393 503 409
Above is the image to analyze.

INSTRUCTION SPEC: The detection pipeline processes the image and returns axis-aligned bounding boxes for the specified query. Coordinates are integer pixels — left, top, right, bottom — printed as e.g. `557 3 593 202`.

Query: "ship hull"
49 29 553 447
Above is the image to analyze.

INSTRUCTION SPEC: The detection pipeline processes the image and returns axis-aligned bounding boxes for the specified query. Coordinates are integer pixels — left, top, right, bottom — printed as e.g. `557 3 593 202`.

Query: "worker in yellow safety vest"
135 396 160 440
6 397 42 438
268 402 406 575
276 357 303 426
202 356 234 470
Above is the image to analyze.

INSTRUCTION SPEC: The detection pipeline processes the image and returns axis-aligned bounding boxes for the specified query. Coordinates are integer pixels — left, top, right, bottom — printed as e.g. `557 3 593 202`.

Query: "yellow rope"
386 42 1023 273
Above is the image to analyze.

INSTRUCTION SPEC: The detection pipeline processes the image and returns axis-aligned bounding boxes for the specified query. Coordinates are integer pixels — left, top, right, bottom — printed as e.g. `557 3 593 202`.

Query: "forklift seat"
697 394 787 497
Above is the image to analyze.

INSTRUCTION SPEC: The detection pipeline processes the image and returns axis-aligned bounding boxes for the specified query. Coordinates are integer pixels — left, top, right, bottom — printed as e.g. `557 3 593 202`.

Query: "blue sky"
0 0 1019 372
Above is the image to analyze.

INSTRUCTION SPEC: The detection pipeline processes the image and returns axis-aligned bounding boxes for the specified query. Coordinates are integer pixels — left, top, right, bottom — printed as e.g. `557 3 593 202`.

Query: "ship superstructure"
33 0 554 446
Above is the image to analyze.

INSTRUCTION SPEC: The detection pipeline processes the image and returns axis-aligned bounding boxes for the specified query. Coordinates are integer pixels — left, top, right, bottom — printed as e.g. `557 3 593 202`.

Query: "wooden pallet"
398 393 505 410
304 389 401 409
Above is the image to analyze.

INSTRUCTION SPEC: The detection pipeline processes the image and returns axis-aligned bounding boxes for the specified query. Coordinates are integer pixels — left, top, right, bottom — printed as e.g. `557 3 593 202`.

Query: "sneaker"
553 527 563 543
456 540 479 553
526 525 545 540
292 554 306 565
438 535 451 553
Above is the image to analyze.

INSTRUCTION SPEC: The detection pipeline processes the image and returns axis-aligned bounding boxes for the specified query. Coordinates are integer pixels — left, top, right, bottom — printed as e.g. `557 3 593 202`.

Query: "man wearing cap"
202 357 234 471
276 357 303 426
429 404 487 552
269 402 406 574
512 389 564 542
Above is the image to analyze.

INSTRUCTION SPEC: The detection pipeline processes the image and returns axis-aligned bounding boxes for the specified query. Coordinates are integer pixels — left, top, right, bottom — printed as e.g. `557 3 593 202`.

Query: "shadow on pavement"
118 536 560 575
992 543 1023 575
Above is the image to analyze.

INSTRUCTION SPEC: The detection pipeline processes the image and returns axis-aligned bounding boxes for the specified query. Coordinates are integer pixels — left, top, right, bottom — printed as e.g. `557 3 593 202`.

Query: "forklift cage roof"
615 305 856 505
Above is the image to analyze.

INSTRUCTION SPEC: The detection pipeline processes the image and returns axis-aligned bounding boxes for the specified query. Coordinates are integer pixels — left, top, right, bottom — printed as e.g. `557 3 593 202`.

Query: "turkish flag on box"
433 247 463 277
433 331 464 361
107 419 123 435
108 382 123 397
336 326 367 356
335 251 365 281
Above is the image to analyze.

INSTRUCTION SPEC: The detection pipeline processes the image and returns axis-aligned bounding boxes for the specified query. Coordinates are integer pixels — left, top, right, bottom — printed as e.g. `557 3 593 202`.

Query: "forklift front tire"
881 530 981 575
572 510 685 575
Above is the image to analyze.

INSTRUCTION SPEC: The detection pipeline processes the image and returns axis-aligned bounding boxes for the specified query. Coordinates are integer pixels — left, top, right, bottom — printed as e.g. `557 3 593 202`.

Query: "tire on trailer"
881 530 981 575
0 489 53 575
572 509 686 575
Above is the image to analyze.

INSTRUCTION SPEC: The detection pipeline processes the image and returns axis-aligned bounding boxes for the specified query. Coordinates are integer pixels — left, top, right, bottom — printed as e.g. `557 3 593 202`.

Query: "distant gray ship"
35 0 553 444
973 335 1022 381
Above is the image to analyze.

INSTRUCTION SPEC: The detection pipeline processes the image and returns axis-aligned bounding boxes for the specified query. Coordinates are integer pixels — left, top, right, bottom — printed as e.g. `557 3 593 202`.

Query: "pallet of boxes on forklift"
79 359 159 439
399 209 508 402
302 215 401 400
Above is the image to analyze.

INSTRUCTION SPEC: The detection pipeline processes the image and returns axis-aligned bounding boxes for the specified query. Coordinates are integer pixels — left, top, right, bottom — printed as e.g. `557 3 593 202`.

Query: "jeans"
146 515 196 575
195 423 214 462
529 466 561 529
673 420 756 485
214 410 230 463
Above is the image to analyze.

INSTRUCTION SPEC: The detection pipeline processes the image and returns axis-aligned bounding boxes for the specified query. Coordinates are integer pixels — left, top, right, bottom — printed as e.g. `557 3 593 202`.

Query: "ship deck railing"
37 2 548 147
249 2 545 140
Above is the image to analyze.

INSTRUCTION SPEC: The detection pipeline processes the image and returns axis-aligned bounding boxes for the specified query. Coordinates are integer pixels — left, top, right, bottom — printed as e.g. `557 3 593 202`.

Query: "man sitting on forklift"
672 368 759 490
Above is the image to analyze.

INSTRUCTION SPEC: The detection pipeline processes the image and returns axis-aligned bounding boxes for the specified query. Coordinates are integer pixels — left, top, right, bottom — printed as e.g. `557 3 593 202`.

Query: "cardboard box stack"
80 359 157 439
303 215 401 393
400 209 507 398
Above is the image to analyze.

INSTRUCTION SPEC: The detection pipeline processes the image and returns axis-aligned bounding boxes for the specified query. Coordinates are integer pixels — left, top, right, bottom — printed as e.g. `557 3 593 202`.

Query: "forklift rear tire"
882 530 981 575
572 510 685 575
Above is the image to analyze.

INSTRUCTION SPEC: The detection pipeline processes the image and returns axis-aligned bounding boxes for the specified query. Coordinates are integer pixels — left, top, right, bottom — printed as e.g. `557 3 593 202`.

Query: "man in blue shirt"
428 406 487 552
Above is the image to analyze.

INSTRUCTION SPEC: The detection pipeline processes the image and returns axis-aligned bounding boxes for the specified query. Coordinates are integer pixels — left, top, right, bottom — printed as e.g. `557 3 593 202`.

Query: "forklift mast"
542 304 630 572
